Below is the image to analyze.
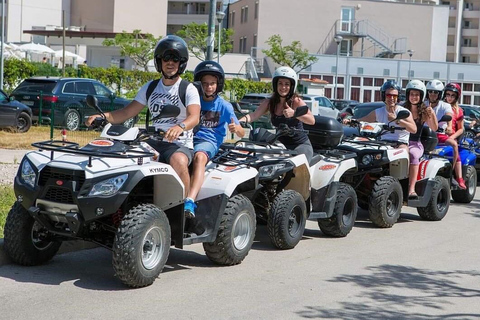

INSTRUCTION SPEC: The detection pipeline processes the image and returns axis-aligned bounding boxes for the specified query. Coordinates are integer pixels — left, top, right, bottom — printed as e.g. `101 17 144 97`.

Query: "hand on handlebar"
164 125 184 143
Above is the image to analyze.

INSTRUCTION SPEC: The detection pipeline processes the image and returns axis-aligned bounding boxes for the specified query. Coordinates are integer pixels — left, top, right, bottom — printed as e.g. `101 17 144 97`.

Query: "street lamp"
334 35 343 100
216 11 226 63
407 49 414 81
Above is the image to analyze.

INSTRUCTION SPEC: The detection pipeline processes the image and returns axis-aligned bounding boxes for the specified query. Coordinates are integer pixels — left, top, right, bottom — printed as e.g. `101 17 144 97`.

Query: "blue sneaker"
184 199 197 219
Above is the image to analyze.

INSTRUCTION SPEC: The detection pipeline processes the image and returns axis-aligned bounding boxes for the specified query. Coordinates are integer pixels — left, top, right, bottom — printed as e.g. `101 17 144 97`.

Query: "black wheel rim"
17 117 27 131
31 221 55 250
386 191 400 217
288 205 303 237
342 197 355 226
436 186 449 213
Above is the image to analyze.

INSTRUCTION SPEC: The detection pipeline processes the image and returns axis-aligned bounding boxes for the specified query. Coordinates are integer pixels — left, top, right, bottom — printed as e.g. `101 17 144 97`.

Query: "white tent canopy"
54 50 85 63
18 42 55 54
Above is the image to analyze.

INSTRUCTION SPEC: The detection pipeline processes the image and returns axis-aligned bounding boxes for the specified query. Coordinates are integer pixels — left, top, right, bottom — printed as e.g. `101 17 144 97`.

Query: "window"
244 6 248 23
323 75 333 84
76 82 95 95
253 34 257 47
463 83 473 91
0 91 7 101
351 77 361 86
357 67 364 75
464 38 472 47
374 90 382 101
241 6 248 23
93 83 111 96
363 78 373 86
464 21 471 28
230 11 235 27
350 87 360 101
337 76 344 85
255 1 259 19
462 56 471 63
374 78 384 87
242 36 247 53
383 69 390 76
63 82 75 94
363 90 372 102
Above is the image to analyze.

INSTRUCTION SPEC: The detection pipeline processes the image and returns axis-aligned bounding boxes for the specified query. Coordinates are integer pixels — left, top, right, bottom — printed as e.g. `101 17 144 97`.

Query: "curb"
0 238 98 267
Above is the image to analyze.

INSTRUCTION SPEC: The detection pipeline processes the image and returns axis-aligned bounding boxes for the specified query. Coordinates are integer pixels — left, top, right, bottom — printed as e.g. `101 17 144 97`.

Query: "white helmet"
272 66 298 99
426 79 444 92
406 79 427 102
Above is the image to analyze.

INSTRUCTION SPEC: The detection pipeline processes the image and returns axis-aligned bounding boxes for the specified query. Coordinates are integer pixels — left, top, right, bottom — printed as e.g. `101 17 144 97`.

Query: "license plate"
21 100 34 106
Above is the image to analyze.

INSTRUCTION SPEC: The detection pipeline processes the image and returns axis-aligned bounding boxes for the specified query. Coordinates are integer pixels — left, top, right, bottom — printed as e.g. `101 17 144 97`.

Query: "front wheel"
318 183 357 237
203 194 256 265
4 202 61 265
452 165 477 203
113 204 170 288
417 176 450 221
268 190 307 249
368 176 403 228
16 112 32 133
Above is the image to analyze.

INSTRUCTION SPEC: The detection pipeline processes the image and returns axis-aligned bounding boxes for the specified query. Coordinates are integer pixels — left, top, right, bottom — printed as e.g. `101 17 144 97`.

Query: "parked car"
0 89 32 133
331 99 359 111
460 104 480 138
350 101 385 119
234 93 273 129
11 77 137 131
300 94 339 119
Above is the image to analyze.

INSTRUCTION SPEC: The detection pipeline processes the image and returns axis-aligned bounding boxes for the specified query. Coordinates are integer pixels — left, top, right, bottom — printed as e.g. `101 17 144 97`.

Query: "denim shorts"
193 138 218 160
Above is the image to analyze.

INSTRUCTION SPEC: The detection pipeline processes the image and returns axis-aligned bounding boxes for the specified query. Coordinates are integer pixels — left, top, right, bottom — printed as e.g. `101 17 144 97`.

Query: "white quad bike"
3 95 256 288
338 110 451 227
215 114 358 250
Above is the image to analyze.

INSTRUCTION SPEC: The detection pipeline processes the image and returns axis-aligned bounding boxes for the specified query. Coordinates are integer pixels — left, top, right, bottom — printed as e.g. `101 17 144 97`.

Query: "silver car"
301 94 340 119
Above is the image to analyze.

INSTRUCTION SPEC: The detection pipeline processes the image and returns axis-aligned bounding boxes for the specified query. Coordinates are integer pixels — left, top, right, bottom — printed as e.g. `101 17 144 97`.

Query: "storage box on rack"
421 126 438 152
304 115 344 149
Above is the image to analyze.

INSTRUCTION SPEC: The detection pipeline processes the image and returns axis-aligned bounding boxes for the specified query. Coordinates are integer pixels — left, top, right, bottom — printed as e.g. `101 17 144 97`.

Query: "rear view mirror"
151 104 181 121
439 115 452 122
396 110 410 120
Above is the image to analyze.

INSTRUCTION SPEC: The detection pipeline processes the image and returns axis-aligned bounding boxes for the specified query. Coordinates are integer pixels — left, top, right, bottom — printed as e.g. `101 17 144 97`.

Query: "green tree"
262 34 318 72
176 22 233 61
103 30 162 71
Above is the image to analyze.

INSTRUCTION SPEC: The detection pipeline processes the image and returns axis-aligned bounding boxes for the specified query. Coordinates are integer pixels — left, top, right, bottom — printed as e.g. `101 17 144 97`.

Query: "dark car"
0 89 32 133
233 93 274 129
11 77 136 131
351 101 385 119
332 99 359 111
460 104 480 138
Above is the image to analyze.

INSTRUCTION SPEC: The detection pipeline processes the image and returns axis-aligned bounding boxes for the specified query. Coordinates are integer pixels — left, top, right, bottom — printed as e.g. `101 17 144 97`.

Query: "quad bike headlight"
89 173 128 197
361 154 374 166
258 162 293 179
20 160 36 188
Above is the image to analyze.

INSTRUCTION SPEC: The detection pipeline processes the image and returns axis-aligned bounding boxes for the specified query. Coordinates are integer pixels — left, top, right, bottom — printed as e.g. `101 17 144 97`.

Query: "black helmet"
380 80 401 101
193 60 225 93
154 35 189 78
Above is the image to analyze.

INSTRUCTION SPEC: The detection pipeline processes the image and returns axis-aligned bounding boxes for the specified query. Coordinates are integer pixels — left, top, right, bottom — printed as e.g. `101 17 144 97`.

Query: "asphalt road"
1 189 480 320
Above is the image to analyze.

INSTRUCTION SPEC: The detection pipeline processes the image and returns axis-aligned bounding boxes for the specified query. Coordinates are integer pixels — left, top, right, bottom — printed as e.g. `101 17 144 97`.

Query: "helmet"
380 80 401 101
153 35 189 77
272 66 298 99
426 79 444 102
193 60 225 93
443 82 461 102
406 79 426 102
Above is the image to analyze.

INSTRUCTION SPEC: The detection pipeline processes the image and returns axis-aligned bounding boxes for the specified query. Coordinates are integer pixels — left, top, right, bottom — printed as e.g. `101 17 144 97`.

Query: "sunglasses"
428 90 439 94
445 93 457 98
162 54 180 63
386 94 398 99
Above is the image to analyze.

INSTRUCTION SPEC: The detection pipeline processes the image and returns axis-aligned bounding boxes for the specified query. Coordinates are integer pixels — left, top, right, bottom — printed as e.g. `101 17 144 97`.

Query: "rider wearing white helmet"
239 66 315 161
404 80 438 199
425 79 453 135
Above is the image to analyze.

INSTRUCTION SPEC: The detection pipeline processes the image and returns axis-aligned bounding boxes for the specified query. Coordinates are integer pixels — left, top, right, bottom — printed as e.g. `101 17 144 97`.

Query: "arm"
164 102 200 142
238 99 269 123
450 118 464 139
397 113 417 134
85 100 144 126
424 106 438 131
228 118 245 138
292 97 315 125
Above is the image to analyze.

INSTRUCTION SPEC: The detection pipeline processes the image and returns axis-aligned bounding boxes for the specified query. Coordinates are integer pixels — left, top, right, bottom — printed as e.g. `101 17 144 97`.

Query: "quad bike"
432 128 477 203
338 110 451 227
3 95 256 288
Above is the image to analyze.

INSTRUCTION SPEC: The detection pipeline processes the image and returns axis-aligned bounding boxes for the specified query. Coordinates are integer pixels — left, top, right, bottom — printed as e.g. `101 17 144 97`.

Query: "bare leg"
409 164 419 195
187 152 209 201
454 160 463 179
169 152 191 198
446 138 459 165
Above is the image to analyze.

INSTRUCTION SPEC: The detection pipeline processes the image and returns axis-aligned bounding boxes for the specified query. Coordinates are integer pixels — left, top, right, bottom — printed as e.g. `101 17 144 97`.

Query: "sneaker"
457 178 467 190
184 199 197 219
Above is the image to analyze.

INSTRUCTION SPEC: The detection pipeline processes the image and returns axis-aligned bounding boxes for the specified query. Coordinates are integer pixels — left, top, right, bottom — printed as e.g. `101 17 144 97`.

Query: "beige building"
228 0 449 75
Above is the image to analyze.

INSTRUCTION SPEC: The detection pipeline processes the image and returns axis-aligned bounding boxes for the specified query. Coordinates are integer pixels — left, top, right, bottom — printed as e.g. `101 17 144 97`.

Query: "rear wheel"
318 183 357 237
452 165 477 203
204 194 256 265
417 176 450 221
64 109 81 131
368 176 403 228
16 112 32 133
113 204 170 288
464 130 476 139
4 202 61 265
268 190 307 249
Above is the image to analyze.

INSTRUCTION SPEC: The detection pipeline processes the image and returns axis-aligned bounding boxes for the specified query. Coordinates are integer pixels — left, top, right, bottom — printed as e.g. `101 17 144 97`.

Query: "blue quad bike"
432 135 477 203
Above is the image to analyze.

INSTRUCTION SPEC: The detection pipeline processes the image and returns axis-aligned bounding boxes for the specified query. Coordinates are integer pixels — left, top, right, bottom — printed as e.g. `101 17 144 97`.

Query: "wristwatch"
177 123 186 131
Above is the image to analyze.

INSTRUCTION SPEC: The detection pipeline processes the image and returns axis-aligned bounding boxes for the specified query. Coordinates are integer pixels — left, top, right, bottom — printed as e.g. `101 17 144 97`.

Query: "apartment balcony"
448 27 456 35
463 28 480 37
463 9 480 19
447 45 456 54
461 46 479 55
449 8 457 17
167 13 209 25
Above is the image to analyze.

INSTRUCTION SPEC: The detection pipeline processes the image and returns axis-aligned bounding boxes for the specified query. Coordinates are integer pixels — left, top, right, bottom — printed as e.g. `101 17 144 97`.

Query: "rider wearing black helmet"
86 35 201 202
183 60 245 218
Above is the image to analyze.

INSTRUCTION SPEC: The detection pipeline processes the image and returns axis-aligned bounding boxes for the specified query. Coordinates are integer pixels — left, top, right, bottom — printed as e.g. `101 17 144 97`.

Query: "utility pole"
206 0 217 60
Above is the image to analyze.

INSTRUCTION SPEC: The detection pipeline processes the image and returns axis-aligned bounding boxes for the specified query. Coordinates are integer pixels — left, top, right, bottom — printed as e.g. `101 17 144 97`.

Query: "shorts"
193 137 218 160
437 134 448 143
409 140 424 165
146 139 193 165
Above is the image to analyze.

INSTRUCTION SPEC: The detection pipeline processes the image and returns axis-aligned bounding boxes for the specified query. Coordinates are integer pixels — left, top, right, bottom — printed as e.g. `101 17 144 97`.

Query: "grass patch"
0 126 101 149
0 185 15 238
